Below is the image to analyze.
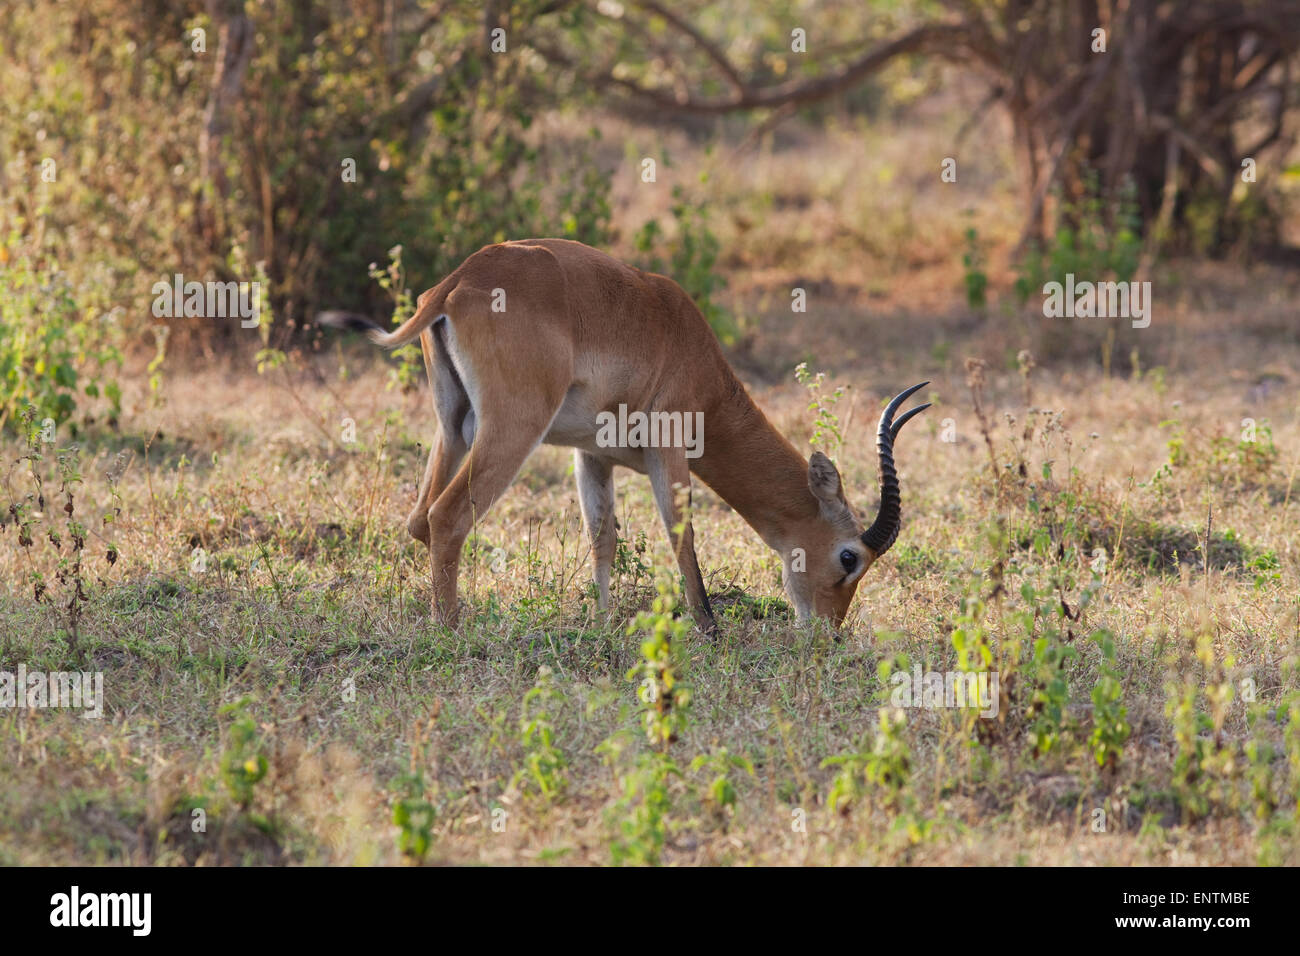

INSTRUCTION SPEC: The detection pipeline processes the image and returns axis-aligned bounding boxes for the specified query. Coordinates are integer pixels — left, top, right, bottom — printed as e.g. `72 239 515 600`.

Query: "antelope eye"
839 549 858 572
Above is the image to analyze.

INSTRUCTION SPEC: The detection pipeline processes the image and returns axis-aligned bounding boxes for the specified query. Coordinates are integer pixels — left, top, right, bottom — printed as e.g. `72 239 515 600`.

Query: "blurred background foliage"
1 0 1298 429
2 1 615 348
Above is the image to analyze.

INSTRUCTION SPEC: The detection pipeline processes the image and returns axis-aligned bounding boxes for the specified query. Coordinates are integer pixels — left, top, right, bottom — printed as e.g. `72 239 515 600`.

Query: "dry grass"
3 98 1299 867
2 290 1297 865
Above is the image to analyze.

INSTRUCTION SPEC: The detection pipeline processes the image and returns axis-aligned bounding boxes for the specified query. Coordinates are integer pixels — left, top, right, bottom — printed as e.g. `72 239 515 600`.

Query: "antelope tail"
316 275 457 349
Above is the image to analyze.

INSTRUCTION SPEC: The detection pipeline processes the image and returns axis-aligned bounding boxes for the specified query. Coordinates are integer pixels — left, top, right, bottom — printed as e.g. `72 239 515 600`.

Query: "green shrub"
0 231 121 434
1014 173 1141 304
1089 630 1132 772
635 185 734 344
1013 173 1142 369
0 1 614 349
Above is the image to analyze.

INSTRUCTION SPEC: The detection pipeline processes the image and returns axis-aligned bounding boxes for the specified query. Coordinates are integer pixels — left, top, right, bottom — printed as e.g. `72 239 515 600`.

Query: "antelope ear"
807 451 843 505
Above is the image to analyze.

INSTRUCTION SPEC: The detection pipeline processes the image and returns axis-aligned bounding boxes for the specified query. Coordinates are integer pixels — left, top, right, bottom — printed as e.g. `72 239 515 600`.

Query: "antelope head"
782 382 930 625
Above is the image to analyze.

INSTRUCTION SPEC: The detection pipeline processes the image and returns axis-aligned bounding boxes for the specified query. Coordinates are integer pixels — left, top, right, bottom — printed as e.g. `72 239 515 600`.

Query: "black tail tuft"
315 310 386 335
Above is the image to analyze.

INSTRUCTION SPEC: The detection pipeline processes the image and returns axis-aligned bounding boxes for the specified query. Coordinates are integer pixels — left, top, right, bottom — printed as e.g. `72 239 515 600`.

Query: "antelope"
319 238 929 632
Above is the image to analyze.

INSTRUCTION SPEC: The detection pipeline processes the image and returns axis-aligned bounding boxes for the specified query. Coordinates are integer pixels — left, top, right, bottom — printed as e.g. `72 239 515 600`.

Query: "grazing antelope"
320 238 928 632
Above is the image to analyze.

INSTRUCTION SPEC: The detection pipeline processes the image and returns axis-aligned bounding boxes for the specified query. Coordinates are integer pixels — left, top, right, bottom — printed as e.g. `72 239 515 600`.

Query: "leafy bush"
824 708 912 813
602 572 691 865
1013 174 1143 369
1014 173 1142 303
1089 631 1132 772
0 230 121 434
513 666 569 804
219 698 269 810
961 225 988 312
0 1 615 352
634 185 735 344
794 361 848 458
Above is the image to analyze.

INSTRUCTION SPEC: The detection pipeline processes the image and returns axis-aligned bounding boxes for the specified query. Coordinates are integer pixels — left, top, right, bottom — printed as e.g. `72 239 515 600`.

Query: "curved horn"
861 382 930 557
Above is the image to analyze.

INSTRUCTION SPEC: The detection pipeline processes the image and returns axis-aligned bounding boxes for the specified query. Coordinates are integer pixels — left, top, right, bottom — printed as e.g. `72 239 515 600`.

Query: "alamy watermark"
1 665 103 719
1042 273 1151 328
151 274 260 328
890 666 999 718
595 404 704 459
50 886 150 936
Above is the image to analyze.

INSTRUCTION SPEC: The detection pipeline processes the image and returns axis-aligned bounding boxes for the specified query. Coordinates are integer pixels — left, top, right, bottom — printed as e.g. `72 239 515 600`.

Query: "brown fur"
371 238 888 630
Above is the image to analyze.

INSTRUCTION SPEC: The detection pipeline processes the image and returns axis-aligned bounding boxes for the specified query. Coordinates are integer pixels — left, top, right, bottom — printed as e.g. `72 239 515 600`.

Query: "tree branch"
536 22 976 114
632 0 745 94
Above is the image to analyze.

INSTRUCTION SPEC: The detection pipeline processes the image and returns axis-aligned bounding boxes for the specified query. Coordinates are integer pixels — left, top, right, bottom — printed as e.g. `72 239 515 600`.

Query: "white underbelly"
543 390 647 471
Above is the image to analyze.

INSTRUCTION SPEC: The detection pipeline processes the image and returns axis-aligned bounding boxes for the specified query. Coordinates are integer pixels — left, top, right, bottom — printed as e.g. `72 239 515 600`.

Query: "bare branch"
536 22 976 114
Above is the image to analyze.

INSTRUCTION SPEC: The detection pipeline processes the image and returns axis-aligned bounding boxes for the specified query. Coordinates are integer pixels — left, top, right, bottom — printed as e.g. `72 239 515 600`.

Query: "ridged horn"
861 382 931 557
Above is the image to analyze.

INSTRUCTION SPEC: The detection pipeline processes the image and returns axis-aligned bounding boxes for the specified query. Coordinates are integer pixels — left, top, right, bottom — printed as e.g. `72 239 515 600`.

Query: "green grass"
2 316 1298 865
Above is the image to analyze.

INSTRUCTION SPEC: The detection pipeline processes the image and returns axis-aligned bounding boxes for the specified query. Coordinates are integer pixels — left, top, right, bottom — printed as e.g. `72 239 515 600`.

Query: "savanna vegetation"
2 0 1299 866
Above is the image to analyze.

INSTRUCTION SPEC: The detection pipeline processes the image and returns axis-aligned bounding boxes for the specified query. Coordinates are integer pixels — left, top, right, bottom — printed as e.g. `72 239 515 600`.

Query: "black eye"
839 549 858 572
